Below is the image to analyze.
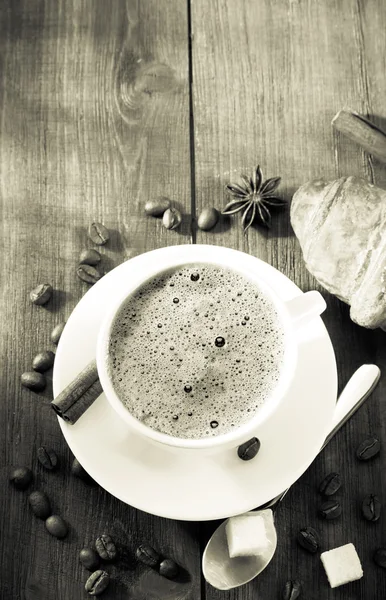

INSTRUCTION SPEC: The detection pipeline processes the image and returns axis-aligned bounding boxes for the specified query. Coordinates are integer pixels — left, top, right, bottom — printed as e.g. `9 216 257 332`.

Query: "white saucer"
53 245 337 521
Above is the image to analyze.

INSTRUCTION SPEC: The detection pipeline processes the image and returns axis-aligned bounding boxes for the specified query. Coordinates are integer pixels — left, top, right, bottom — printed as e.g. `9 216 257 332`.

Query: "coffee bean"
71 457 91 481
145 197 171 217
237 437 260 461
80 548 100 571
135 544 161 567
356 436 381 460
282 579 302 600
319 499 342 519
21 371 46 392
51 322 66 345
88 222 109 245
85 570 110 596
28 491 51 519
361 494 381 522
318 472 342 496
30 283 53 305
159 558 179 579
9 467 33 490
163 207 182 230
45 515 68 538
37 446 58 471
32 351 55 372
95 534 117 561
373 548 386 568
197 207 220 231
79 249 101 266
297 526 320 553
77 265 102 284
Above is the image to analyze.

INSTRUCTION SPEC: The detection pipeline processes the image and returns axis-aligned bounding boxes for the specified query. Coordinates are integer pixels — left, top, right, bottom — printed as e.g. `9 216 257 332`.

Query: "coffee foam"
108 264 285 439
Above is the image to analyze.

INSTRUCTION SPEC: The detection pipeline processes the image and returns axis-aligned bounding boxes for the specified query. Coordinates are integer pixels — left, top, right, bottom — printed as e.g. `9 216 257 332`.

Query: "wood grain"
191 0 386 598
0 1 198 599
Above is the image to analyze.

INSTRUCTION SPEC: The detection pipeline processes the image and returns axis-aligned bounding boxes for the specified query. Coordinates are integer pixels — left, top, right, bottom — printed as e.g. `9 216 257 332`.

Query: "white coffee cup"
96 245 326 452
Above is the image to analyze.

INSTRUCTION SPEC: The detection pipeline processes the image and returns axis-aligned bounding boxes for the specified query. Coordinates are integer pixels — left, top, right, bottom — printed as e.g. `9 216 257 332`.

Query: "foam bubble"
108 264 285 439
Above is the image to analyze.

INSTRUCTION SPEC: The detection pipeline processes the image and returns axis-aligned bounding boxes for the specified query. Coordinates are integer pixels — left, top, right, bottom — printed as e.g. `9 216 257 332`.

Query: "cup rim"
96 245 297 449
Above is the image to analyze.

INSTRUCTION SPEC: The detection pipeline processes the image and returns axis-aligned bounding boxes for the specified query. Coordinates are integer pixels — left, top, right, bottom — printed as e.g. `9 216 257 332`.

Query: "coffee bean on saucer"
237 437 260 461
51 322 66 345
32 351 55 372
77 264 102 285
361 494 381 522
21 371 46 392
28 491 52 519
37 446 58 471
45 515 68 538
318 499 342 519
80 548 100 571
159 558 179 579
282 579 302 600
9 467 33 490
318 472 342 496
79 249 101 266
88 222 109 245
135 544 161 567
30 283 53 305
356 436 380 461
85 570 110 596
297 526 320 553
144 197 171 217
373 548 386 568
95 534 117 561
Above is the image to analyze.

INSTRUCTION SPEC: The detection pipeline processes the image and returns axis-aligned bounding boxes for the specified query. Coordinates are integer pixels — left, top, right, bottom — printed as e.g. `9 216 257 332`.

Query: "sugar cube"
320 543 363 588
225 514 269 558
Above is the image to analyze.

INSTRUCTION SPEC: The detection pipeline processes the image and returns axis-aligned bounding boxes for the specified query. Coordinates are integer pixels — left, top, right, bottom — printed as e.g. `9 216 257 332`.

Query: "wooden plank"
191 1 386 598
0 1 199 599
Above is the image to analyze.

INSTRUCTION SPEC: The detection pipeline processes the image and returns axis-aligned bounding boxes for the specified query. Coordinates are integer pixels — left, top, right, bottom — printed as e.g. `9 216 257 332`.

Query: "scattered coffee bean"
80 548 100 571
282 579 302 600
30 283 53 306
361 494 381 522
9 467 33 490
95 534 117 561
21 371 46 392
136 544 161 567
356 436 380 461
318 472 342 496
37 446 58 470
159 558 179 579
71 457 91 481
163 207 182 230
88 222 109 245
51 322 66 345
145 197 171 217
28 491 51 519
197 207 220 231
297 526 320 554
373 548 386 568
85 570 110 596
79 249 101 266
45 515 68 538
319 499 342 520
237 437 260 461
77 264 102 285
32 350 55 372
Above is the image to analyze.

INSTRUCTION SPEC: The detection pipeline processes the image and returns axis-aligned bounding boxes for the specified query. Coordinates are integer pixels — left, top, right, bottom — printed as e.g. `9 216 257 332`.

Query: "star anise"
222 165 286 232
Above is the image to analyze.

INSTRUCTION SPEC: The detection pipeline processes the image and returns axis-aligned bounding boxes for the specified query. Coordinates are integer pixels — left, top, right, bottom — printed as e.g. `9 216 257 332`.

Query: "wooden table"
1 1 385 598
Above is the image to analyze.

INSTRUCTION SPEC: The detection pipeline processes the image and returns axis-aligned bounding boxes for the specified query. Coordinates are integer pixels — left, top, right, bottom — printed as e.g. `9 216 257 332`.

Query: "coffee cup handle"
285 291 326 328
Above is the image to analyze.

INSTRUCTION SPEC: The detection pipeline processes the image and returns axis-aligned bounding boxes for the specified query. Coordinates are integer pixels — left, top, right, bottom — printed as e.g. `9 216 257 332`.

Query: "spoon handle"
261 364 381 511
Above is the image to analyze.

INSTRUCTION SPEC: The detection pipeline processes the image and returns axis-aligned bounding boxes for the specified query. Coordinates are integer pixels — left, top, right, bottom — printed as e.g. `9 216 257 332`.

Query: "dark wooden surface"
0 1 385 598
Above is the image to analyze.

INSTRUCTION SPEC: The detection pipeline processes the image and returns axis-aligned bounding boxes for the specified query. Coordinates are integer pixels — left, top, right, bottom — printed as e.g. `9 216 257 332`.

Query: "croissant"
290 176 386 330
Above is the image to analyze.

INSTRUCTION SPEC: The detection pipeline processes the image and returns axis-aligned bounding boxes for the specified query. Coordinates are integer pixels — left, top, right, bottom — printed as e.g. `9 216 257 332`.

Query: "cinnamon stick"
51 360 102 425
332 109 386 163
